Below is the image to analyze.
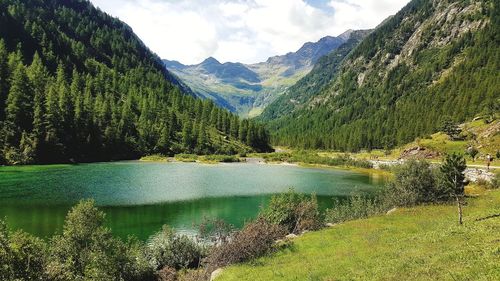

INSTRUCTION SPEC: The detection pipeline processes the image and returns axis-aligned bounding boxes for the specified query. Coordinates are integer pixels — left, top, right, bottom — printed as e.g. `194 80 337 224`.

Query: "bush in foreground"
260 190 321 234
146 226 205 271
46 200 154 281
384 159 448 206
0 221 47 281
325 194 388 224
205 218 287 270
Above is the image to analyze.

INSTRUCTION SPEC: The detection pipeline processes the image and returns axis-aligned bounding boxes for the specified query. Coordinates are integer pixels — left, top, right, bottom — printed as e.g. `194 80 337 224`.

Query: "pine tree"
181 118 193 151
5 63 33 143
0 40 9 121
28 53 48 146
44 84 61 146
440 153 467 225
196 122 208 154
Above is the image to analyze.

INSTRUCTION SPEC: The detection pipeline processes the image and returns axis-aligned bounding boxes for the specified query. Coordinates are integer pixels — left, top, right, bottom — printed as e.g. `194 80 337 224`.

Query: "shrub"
146 226 204 270
141 154 168 161
197 218 234 246
325 194 388 224
0 220 47 281
174 154 198 162
205 218 287 270
262 152 292 162
201 155 240 163
491 171 500 189
46 200 153 281
378 163 395 171
261 190 321 233
385 159 448 206
157 267 177 281
123 238 156 281
178 269 209 281
466 147 479 161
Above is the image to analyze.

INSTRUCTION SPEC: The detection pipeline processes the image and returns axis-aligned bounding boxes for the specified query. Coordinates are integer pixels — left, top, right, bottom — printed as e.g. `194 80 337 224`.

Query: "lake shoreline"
0 160 384 240
139 156 392 179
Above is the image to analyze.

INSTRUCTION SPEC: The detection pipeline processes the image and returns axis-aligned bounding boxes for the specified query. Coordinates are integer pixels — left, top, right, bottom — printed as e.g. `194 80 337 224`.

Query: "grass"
139 154 168 162
174 154 199 162
200 155 241 163
315 119 500 167
257 151 374 169
173 154 241 163
218 189 500 281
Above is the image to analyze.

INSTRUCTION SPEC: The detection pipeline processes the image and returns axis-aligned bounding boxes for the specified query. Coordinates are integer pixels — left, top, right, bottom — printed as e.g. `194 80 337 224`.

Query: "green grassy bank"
218 189 500 280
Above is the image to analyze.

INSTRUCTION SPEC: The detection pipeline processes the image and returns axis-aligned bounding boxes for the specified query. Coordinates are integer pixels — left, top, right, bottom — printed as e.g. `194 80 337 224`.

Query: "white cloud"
89 0 411 64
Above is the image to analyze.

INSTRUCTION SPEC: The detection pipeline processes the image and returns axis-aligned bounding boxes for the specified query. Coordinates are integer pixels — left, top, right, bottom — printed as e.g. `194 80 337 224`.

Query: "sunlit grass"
219 190 500 281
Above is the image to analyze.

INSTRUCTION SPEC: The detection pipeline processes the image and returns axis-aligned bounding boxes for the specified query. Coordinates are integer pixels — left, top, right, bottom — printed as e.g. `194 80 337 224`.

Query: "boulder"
400 146 440 159
210 268 224 281
386 208 397 215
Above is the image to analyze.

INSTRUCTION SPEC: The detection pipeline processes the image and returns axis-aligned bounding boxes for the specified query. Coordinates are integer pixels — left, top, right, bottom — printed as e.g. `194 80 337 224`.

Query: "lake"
0 161 386 240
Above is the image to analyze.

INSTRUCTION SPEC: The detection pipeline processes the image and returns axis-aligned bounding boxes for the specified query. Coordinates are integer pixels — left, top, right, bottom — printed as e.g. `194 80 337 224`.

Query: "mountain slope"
260 30 371 121
265 0 499 151
0 0 271 165
163 32 351 117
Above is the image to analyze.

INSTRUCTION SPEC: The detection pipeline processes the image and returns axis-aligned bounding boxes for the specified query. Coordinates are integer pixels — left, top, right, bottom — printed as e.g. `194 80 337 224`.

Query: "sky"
89 0 411 65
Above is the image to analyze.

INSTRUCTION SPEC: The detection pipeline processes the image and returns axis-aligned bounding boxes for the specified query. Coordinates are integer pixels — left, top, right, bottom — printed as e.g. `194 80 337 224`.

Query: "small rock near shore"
210 268 224 281
386 208 397 215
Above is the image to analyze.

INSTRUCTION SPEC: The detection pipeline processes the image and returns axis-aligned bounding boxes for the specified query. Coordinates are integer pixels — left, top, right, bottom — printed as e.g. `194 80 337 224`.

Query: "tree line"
263 0 498 151
0 0 271 164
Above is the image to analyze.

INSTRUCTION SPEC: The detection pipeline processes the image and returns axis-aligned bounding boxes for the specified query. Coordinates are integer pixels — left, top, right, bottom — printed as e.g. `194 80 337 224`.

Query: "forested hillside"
0 0 271 165
264 0 499 151
260 30 371 121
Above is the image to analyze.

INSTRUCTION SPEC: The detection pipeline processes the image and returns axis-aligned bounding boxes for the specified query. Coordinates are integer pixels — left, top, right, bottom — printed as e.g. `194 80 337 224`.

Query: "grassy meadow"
218 188 500 281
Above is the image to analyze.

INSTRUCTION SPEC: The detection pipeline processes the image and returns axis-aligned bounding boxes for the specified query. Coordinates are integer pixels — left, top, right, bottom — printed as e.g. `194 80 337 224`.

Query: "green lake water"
0 161 386 240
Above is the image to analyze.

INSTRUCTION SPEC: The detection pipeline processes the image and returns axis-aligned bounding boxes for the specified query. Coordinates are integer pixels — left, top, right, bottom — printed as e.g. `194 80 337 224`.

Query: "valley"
0 0 498 280
163 30 356 117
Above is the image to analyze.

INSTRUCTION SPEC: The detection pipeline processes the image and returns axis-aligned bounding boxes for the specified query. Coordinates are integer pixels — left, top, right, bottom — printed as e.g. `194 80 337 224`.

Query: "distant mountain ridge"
163 30 355 116
259 29 371 120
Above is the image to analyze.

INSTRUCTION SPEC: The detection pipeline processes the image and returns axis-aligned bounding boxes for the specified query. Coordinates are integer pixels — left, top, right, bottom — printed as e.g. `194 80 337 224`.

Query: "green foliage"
325 194 388 224
46 200 153 281
140 154 168 161
205 218 287 271
260 189 321 234
0 0 271 165
201 154 240 163
490 171 500 189
217 190 500 281
261 151 373 169
466 146 479 161
262 0 499 152
441 119 463 140
260 30 370 120
385 159 448 206
146 226 204 270
174 154 198 162
0 220 47 281
439 153 467 197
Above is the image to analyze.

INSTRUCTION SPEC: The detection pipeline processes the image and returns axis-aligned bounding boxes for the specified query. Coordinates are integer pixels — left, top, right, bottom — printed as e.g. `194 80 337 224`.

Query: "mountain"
262 0 499 151
260 30 371 120
0 0 271 165
163 32 352 117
